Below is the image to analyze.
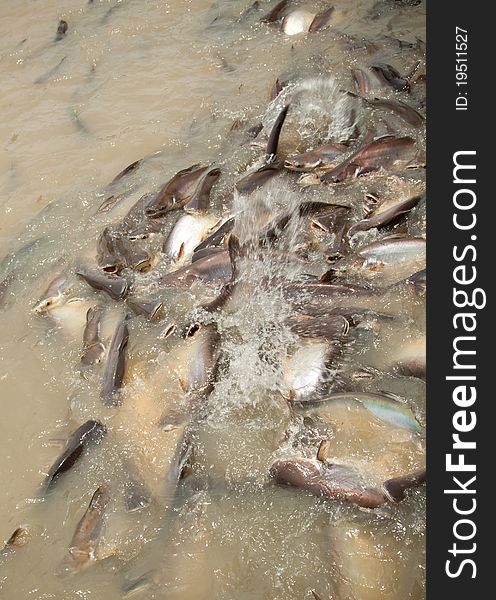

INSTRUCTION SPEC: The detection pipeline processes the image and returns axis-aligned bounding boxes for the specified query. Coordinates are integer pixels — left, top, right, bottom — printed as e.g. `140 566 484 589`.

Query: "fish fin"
377 390 407 403
95 544 117 561
178 375 188 393
177 242 185 261
319 269 338 283
266 104 290 159
308 6 335 32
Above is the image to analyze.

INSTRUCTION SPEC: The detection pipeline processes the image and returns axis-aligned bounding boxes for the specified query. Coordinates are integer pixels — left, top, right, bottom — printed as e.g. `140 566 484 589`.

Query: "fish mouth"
133 258 153 273
32 296 61 314
101 264 119 274
144 206 166 218
183 322 202 338
158 323 176 340
283 159 302 170
32 300 50 314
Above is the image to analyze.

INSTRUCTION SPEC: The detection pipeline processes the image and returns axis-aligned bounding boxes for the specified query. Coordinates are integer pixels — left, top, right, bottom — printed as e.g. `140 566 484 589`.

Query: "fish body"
321 136 416 183
284 143 347 171
163 214 221 262
326 236 426 284
60 486 111 574
160 250 231 287
179 324 220 403
282 340 338 401
296 391 422 432
309 7 335 32
270 459 387 508
45 420 107 489
369 98 424 128
145 164 209 218
357 236 426 267
235 164 281 194
282 10 315 35
260 0 290 23
392 337 426 379
46 298 95 339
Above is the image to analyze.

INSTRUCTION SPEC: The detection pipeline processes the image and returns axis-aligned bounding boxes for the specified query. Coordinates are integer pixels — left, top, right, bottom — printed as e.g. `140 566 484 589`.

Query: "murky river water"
0 1 425 598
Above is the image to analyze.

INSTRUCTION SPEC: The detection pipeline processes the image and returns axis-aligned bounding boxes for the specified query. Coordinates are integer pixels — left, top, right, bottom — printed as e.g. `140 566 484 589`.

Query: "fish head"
32 289 68 313
33 294 62 313
32 275 76 314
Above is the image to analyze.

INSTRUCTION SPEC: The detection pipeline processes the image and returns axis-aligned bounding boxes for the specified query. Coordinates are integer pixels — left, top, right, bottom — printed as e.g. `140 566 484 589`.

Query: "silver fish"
96 227 124 274
163 214 221 262
309 7 335 32
282 339 340 401
179 324 220 405
326 236 426 283
160 250 232 287
320 136 416 183
295 391 422 432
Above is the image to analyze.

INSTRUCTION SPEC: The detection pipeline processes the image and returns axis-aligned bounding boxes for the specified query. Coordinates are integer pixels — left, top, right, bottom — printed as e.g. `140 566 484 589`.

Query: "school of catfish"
0 1 426 598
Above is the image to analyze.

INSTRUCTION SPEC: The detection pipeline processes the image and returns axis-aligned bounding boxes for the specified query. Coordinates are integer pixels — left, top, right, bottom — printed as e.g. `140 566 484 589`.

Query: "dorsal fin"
266 104 290 159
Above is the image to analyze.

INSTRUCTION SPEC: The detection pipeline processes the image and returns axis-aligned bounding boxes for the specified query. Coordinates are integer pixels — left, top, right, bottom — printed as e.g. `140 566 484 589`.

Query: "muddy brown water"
0 1 426 598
